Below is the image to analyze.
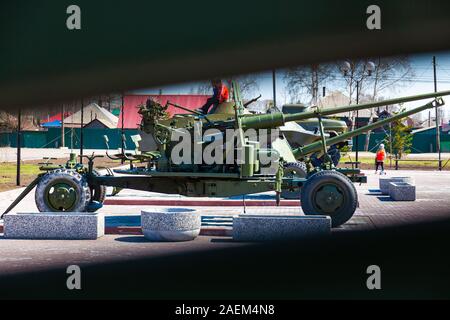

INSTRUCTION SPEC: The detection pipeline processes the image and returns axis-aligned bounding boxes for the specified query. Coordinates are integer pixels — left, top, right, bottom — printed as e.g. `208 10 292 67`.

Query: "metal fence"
1 127 449 153
352 132 450 153
0 128 139 149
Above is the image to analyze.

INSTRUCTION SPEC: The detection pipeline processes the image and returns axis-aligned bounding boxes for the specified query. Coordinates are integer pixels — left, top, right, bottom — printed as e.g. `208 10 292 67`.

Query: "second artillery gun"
3 83 450 228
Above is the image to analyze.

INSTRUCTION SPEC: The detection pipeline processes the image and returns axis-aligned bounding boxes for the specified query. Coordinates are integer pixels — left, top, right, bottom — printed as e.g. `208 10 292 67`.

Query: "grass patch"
0 163 41 175
0 157 120 192
0 163 42 191
339 155 447 170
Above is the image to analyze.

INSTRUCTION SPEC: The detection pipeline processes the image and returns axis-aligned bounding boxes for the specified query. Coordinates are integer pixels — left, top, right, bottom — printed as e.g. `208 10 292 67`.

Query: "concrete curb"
1 225 232 237
104 226 232 237
104 199 300 206
1 222 232 237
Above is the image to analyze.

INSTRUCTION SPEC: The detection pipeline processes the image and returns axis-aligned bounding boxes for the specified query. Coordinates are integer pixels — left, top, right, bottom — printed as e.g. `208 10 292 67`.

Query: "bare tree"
363 56 414 151
0 111 17 131
193 74 260 99
192 81 211 95
284 64 336 105
232 74 260 99
337 59 379 132
93 93 122 111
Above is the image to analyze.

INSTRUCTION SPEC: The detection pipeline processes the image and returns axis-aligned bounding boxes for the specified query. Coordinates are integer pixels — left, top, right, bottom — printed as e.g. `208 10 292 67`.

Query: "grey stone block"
389 182 416 201
4 212 104 240
379 178 391 195
141 208 201 241
232 214 331 242
379 176 415 194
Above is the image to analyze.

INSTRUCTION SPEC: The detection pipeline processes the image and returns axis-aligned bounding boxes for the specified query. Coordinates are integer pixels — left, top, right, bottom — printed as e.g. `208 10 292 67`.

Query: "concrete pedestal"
3 212 104 239
232 214 331 242
379 176 415 194
389 182 416 201
141 208 201 241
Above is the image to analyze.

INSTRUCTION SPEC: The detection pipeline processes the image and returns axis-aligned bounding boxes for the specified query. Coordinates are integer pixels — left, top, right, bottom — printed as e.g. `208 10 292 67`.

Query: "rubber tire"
301 170 357 228
88 169 107 212
281 162 307 199
35 169 91 212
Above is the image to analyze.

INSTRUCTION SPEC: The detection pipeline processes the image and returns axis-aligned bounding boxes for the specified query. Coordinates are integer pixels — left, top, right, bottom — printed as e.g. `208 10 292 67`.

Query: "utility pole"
121 93 125 164
16 109 22 186
433 56 442 171
61 104 65 148
272 69 277 108
389 122 393 168
355 81 360 168
80 99 84 164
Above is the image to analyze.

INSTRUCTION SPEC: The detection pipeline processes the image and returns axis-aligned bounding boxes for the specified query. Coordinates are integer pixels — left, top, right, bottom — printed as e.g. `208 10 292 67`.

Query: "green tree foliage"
384 111 412 159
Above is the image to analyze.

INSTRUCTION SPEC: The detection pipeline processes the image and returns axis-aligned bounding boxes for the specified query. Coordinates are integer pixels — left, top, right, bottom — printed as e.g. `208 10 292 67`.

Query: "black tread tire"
301 170 357 228
87 169 107 212
90 170 107 203
281 162 307 199
35 169 91 212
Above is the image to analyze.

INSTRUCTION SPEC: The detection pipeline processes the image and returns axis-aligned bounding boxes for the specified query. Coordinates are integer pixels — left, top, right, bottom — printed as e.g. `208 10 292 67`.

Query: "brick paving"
343 170 450 231
0 169 449 276
2 170 450 232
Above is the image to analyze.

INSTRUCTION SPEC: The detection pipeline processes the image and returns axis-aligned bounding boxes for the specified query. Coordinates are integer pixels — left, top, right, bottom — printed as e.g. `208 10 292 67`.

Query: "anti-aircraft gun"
3 84 450 228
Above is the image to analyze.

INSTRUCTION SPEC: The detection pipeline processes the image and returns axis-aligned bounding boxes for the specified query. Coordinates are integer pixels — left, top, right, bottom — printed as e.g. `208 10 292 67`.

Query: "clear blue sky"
133 50 450 121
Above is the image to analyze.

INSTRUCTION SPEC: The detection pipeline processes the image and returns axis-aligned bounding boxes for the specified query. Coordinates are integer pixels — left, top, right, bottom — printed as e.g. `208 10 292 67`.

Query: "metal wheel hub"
314 184 344 214
47 183 77 210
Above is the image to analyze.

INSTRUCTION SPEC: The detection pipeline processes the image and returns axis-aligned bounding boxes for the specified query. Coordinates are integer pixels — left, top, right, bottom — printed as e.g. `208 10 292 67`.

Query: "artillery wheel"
87 169 107 212
35 169 91 212
281 162 307 199
301 170 357 227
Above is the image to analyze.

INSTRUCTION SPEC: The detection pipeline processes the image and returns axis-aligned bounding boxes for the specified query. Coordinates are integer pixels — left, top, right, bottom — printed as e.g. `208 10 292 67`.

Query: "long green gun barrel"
239 90 450 130
293 97 445 158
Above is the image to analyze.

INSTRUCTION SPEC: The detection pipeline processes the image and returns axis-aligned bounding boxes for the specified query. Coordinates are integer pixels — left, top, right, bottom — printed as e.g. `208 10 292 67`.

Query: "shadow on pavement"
376 196 395 202
114 236 152 243
1 215 450 299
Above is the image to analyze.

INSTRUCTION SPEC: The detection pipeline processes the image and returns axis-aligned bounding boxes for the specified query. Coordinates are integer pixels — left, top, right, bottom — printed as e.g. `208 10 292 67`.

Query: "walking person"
375 144 386 175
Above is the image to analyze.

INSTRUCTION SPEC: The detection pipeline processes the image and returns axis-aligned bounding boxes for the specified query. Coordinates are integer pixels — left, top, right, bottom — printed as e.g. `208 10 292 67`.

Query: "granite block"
141 208 201 241
379 176 415 194
379 178 391 195
232 214 331 242
4 212 104 240
389 182 416 201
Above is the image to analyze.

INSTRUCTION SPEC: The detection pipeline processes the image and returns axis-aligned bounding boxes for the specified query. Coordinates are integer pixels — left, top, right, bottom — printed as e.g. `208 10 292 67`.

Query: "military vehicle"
3 83 450 227
135 90 350 200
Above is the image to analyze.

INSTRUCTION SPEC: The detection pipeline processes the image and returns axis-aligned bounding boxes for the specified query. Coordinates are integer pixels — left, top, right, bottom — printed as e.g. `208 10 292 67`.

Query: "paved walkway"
0 235 243 275
2 170 450 230
1 169 450 275
0 148 109 162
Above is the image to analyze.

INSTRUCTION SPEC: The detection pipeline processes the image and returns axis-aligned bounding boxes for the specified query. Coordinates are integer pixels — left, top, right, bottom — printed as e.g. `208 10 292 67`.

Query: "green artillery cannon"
3 84 450 228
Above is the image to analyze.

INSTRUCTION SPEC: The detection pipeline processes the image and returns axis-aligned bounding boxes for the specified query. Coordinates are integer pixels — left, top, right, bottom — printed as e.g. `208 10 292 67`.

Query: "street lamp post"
80 99 84 164
272 69 277 108
356 81 360 166
16 109 21 186
340 60 375 168
433 56 441 171
121 93 125 164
